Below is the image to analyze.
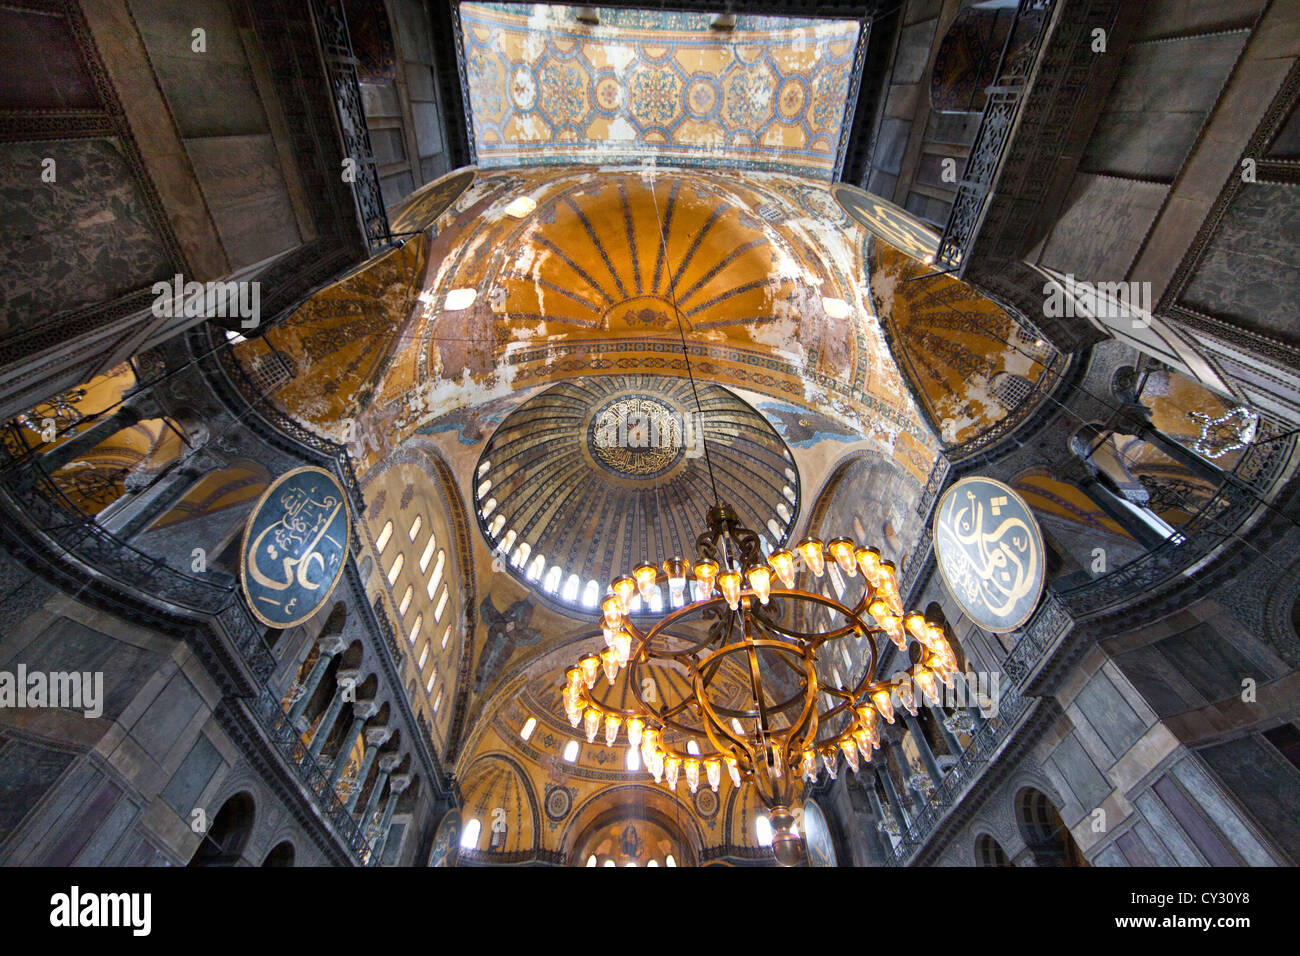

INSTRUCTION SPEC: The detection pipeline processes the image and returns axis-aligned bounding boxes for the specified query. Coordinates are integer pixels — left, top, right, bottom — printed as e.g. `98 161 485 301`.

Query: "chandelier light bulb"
625 718 644 750
641 728 660 765
649 747 664 783
914 666 939 703
599 647 619 683
705 757 721 791
633 563 658 602
664 754 681 791
725 755 742 788
746 564 772 604
579 655 600 691
800 749 817 781
768 549 796 588
718 570 742 610
897 680 918 716
871 687 896 724
854 705 879 747
854 546 881 585
827 537 857 577
663 557 687 606
822 749 838 780
840 736 860 772
904 612 929 644
797 537 825 577
693 558 719 598
602 596 623 628
611 630 632 667
584 707 601 743
684 757 700 793
612 576 637 614
602 624 618 648
604 713 622 747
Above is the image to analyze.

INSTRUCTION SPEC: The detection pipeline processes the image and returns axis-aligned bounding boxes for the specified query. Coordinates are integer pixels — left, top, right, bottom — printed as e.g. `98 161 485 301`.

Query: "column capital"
352 699 379 720
378 753 402 772
365 726 393 746
336 668 362 686
388 773 412 794
317 634 347 656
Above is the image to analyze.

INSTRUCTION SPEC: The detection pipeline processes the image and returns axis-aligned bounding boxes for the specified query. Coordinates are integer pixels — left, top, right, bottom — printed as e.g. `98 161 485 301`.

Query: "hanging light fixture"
559 171 960 866
562 508 960 865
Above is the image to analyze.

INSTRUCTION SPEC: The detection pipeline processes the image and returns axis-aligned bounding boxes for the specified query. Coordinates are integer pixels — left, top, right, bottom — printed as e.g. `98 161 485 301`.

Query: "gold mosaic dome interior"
473 374 799 612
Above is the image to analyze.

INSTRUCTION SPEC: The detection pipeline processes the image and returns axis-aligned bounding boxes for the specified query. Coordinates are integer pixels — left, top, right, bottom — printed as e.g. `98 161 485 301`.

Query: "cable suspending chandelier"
560 172 960 865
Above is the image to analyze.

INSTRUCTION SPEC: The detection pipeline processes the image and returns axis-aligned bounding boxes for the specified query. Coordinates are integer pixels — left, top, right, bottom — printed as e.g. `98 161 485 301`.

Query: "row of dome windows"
376 514 452 710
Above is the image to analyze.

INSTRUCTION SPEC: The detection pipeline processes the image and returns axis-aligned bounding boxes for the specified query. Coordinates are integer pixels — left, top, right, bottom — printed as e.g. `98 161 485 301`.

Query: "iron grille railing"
309 0 395 255
933 0 1055 271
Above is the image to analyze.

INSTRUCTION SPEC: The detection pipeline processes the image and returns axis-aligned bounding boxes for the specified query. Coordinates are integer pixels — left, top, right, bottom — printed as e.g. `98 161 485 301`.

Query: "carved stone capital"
378 753 402 772
365 725 393 747
352 699 379 720
317 634 347 656
388 773 412 794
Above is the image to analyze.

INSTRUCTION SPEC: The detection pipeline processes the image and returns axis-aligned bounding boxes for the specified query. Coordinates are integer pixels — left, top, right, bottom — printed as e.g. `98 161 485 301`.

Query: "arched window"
581 580 599 608
975 834 1011 867
375 521 394 553
460 818 482 850
408 515 422 541
419 534 438 572
408 613 423 644
398 585 414 616
386 553 404 585
563 740 580 762
188 792 255 866
520 717 536 741
562 574 580 601
261 841 295 867
426 551 446 599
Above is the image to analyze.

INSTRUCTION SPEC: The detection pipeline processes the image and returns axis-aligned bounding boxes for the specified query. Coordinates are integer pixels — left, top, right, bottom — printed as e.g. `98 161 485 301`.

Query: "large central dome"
473 374 799 613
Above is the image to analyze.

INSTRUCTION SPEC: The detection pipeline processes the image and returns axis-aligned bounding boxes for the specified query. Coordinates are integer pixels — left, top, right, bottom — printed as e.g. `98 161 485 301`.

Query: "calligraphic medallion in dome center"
587 395 690 480
240 466 351 629
933 476 1045 633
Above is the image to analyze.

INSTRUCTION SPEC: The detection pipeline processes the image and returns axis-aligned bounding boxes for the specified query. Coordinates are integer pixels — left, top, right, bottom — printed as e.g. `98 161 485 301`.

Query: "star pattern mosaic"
459 3 860 179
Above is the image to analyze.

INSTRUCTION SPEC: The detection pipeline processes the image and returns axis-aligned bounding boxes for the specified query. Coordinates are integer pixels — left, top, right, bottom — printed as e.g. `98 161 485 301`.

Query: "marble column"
109 462 204 540
904 712 947 790
344 726 392 812
307 669 359 760
39 404 142 473
288 635 346 726
370 773 412 863
361 752 402 828
929 704 964 755
876 749 912 830
328 699 378 790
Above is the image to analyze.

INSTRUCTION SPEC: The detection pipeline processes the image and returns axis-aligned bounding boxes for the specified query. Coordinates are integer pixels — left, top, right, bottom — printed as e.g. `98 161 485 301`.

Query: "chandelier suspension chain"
646 170 722 509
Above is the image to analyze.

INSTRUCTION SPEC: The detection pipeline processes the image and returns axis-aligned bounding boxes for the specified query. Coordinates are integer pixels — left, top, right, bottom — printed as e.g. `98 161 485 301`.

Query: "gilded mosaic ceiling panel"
459 3 861 178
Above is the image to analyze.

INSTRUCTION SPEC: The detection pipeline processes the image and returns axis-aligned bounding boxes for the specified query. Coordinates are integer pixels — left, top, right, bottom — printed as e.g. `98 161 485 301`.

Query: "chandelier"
561 503 961 865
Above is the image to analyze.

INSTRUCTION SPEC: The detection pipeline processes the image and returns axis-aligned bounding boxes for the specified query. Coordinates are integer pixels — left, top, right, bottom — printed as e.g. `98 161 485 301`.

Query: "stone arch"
562 784 704 867
188 791 256 866
974 831 1013 867
261 841 295 866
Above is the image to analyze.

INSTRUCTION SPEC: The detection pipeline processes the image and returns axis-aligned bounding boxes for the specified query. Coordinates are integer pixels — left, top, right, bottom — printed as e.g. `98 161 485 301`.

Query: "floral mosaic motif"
628 67 682 127
459 2 861 179
724 65 775 128
467 49 508 123
810 65 852 132
539 60 589 127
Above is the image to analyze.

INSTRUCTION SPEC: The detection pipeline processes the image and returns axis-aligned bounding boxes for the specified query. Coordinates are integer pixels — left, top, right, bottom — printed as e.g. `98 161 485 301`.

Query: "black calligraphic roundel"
240 466 351 629
933 477 1045 633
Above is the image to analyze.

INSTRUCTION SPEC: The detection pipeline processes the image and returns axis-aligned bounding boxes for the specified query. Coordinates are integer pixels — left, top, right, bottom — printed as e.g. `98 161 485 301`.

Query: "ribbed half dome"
473 375 799 613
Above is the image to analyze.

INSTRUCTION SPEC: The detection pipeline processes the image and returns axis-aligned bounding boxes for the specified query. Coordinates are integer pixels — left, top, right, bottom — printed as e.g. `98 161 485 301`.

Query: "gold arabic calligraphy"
247 484 343 598
940 489 1039 619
